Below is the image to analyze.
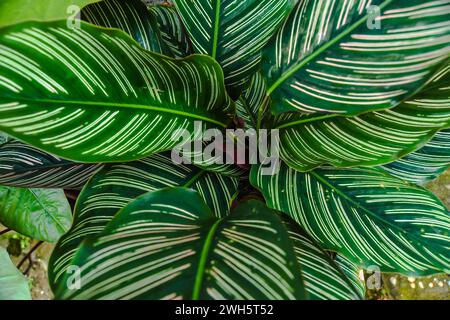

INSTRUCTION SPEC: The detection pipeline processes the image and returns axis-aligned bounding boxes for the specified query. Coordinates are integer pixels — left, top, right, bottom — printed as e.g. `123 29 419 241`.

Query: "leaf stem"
211 0 221 59
17 240 44 271
0 228 11 236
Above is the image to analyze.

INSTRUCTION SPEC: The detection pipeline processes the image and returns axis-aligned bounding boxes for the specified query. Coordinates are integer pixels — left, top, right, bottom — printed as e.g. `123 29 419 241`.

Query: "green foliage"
0 247 31 300
0 187 72 242
251 163 450 275
0 0 102 28
0 0 449 301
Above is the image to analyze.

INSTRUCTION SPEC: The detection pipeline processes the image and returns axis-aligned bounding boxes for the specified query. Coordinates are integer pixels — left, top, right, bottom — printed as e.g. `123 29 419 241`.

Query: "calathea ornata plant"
0 0 449 300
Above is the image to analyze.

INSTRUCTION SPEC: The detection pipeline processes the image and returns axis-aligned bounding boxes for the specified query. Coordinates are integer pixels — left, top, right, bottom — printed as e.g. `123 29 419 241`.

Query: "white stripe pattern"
48 152 239 290
54 190 305 300
277 59 450 172
263 0 450 115
251 163 450 275
381 129 450 185
0 140 102 189
0 21 232 163
173 0 295 97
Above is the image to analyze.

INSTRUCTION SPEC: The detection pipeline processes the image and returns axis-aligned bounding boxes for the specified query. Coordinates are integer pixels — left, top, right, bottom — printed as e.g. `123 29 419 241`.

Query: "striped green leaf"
148 5 193 58
335 254 366 298
174 141 249 178
48 152 240 289
173 0 296 98
82 0 167 54
0 248 31 300
53 190 306 299
236 73 269 130
0 20 233 163
0 140 103 189
282 216 363 300
277 59 450 172
53 189 361 300
251 162 450 276
0 186 72 242
262 0 450 115
0 0 102 28
381 129 450 185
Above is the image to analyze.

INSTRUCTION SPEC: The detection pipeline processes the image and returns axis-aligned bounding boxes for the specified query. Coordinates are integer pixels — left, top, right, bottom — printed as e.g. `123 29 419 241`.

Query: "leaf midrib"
192 218 222 299
29 189 67 235
267 0 394 95
11 97 228 128
309 170 448 251
211 0 221 59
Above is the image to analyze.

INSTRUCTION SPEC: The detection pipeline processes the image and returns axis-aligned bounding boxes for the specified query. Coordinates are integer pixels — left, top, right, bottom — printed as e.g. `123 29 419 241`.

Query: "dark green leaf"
381 129 450 185
276 60 450 172
49 152 240 289
82 0 167 54
148 4 193 58
251 162 450 276
173 0 295 98
262 0 450 115
0 20 233 163
53 190 307 299
0 140 103 189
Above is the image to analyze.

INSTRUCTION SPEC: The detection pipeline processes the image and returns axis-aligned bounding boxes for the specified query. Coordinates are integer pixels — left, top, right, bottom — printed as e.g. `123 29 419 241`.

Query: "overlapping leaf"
262 0 450 115
236 73 269 130
53 189 361 300
53 191 305 299
251 162 450 276
277 60 450 172
381 129 450 185
173 0 295 98
0 186 72 242
335 254 366 298
148 5 192 58
0 20 232 163
0 248 31 300
82 0 167 54
282 216 362 300
0 140 103 189
48 152 240 289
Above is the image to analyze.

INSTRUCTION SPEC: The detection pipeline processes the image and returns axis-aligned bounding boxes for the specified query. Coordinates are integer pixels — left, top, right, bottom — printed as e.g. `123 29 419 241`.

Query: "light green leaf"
251 162 450 276
262 0 450 115
277 60 450 172
381 129 450 185
0 20 233 163
82 0 167 54
0 248 31 300
148 4 193 58
0 0 102 28
0 140 103 189
48 152 240 289
0 187 72 242
53 190 307 300
0 132 9 145
173 0 295 98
